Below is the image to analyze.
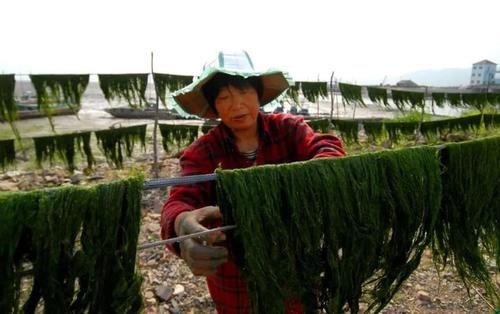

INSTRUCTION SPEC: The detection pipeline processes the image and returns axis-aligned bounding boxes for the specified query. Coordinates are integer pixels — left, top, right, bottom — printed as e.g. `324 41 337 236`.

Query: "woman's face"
214 85 260 131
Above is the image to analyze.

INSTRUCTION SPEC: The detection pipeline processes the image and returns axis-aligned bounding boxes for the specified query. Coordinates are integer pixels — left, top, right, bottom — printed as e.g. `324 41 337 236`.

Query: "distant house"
470 59 497 86
396 80 419 87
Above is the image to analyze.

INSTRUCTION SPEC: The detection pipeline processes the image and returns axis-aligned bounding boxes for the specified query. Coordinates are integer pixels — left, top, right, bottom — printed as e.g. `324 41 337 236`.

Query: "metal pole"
143 173 217 189
138 225 237 250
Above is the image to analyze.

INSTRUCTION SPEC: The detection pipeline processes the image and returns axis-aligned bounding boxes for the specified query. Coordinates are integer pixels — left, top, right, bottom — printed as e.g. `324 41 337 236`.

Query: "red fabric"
161 113 345 313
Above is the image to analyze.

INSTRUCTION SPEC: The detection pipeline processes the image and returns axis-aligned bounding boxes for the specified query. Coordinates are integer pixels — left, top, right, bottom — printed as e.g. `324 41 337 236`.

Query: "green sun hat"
172 51 290 119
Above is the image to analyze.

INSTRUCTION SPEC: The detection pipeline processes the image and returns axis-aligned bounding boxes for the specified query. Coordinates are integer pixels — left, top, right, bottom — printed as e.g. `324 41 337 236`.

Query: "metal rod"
143 173 217 189
138 225 237 250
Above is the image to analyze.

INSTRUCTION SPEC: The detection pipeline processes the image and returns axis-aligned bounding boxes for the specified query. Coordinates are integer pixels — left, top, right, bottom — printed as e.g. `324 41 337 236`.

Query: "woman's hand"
174 206 228 276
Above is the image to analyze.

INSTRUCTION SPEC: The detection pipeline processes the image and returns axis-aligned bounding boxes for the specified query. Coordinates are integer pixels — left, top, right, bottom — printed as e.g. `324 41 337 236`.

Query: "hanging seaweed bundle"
390 90 408 112
0 176 144 313
486 93 500 107
431 92 446 108
446 93 463 107
153 73 193 107
0 190 40 314
95 124 147 168
338 82 365 107
0 74 21 140
98 74 148 108
362 120 385 142
331 119 359 143
217 146 441 313
286 82 300 104
201 124 213 134
33 132 94 172
306 119 330 133
367 86 389 107
483 113 500 129
447 115 482 133
433 137 500 303
301 81 328 103
390 90 424 111
420 119 448 140
383 121 418 142
30 75 89 130
0 139 16 170
158 124 199 153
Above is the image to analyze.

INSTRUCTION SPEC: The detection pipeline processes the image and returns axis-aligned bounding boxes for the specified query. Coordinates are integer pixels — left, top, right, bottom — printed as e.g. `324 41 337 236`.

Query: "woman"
161 51 345 313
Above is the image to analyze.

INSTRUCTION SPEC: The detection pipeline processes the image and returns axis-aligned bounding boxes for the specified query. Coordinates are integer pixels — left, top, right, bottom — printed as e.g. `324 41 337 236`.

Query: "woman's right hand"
174 206 228 276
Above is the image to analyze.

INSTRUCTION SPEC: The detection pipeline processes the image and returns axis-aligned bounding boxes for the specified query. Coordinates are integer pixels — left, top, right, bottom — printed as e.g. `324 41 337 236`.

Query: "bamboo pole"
151 52 160 178
329 71 335 120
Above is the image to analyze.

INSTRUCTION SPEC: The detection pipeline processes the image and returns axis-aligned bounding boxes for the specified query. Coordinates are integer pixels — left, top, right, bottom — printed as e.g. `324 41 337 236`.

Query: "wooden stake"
151 52 159 178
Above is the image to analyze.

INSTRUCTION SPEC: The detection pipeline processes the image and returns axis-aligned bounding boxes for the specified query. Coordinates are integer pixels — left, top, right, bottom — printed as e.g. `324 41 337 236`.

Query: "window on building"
472 73 475 76
473 66 476 70
477 80 480 84
479 66 482 69
478 73 481 77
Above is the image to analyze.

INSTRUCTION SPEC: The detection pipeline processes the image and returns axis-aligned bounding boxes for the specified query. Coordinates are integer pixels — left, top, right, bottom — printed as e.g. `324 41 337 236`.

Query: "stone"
155 285 173 302
70 173 83 184
145 291 155 299
0 180 19 192
417 290 431 303
173 284 185 295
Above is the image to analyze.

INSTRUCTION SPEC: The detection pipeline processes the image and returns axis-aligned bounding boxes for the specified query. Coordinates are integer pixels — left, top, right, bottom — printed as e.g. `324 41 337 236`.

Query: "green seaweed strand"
33 132 94 172
153 73 193 107
216 147 441 313
95 124 147 168
98 74 148 108
0 139 16 170
158 124 199 153
0 191 39 314
301 82 328 103
0 176 144 313
331 119 359 143
446 93 463 107
286 82 300 104
362 120 384 142
431 92 446 108
306 119 330 133
433 137 500 304
338 83 366 107
29 75 89 131
0 74 21 140
367 87 389 107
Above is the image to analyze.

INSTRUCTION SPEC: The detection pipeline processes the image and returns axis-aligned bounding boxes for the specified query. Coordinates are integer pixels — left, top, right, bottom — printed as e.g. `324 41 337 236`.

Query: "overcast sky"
1 0 499 84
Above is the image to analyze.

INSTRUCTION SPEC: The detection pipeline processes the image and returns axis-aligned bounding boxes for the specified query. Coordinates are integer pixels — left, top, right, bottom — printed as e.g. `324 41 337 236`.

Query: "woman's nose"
230 93 244 108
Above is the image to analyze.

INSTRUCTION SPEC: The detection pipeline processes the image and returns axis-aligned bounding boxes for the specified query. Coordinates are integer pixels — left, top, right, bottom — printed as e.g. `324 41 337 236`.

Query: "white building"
470 60 497 86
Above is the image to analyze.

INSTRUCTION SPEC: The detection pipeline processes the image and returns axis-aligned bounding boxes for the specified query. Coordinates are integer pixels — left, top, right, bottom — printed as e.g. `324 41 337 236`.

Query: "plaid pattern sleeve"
161 112 345 313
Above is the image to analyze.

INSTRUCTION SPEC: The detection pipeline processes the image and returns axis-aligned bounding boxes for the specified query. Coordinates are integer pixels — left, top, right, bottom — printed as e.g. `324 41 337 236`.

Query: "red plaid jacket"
161 113 345 313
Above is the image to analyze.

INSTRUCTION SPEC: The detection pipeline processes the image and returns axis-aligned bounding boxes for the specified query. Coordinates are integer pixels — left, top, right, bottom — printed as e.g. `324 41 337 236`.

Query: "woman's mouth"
232 114 247 120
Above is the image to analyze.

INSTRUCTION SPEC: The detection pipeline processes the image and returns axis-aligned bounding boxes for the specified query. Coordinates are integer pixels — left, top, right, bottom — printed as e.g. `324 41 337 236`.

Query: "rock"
70 173 83 184
173 284 185 295
44 175 60 184
147 223 160 234
145 291 155 299
0 180 19 192
169 299 181 314
155 285 173 302
146 298 157 304
88 174 104 181
417 290 431 303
